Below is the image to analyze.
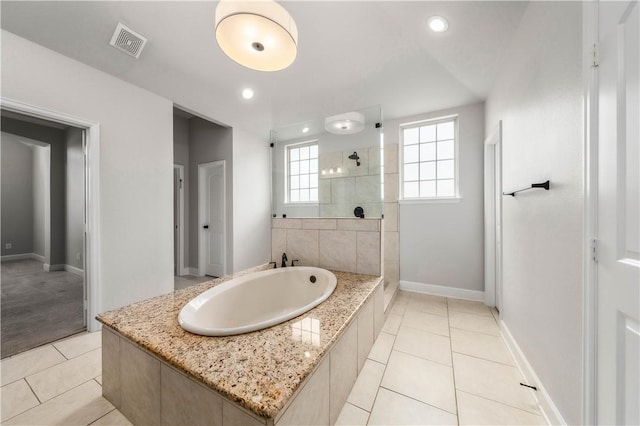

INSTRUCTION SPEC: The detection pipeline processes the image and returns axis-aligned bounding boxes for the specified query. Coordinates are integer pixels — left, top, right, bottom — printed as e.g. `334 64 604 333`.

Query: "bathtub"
178 266 337 336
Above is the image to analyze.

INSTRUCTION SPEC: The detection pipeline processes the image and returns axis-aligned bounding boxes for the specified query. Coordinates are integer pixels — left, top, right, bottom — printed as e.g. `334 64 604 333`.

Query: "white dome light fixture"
427 16 449 33
215 0 298 72
241 88 254 99
324 111 365 135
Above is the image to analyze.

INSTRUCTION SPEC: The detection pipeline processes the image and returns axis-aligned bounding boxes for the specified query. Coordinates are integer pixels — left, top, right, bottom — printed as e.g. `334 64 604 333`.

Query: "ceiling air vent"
109 23 147 58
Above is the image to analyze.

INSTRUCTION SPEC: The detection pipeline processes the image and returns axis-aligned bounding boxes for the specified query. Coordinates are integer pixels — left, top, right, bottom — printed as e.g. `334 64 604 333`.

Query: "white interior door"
596 1 639 424
199 161 225 277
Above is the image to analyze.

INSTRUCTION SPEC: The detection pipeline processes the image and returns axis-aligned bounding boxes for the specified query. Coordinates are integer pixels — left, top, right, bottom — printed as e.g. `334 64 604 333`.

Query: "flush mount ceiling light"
427 16 449 32
324 111 365 135
241 88 255 99
302 127 309 133
215 0 298 72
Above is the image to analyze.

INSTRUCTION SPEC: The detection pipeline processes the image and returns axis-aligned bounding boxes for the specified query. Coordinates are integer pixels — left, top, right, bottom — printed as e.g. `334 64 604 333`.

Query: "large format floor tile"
457 391 546 425
90 409 134 425
4 380 113 425
381 351 456 414
449 310 500 336
452 353 539 414
335 402 369 426
1 345 66 386
26 348 102 402
447 298 493 317
401 310 450 336
381 314 402 335
347 359 386 411
394 326 452 366
1 379 40 421
406 295 448 317
450 328 514 365
368 388 457 425
54 331 102 359
367 332 395 364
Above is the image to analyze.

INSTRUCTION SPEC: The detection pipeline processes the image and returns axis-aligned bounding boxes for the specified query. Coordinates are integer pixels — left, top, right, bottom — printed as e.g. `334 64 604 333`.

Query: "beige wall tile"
222 400 266 426
373 285 384 336
357 298 375 371
276 357 330 426
355 175 381 203
383 232 399 288
286 229 319 266
26 348 101 402
343 151 368 177
3 380 113 426
319 230 357 273
102 328 120 408
383 203 398 232
336 219 380 232
119 339 160 425
331 177 356 202
368 388 457 426
319 179 332 204
368 146 382 176
160 364 222 425
357 232 381 275
381 351 456 414
1 379 40 421
53 331 102 360
330 322 358 424
383 173 399 202
1 345 65 387
346 359 385 412
383 144 399 175
271 228 286 262
302 218 337 230
272 218 302 229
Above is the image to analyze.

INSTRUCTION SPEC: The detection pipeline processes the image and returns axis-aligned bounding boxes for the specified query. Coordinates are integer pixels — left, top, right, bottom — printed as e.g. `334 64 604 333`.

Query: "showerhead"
348 151 361 166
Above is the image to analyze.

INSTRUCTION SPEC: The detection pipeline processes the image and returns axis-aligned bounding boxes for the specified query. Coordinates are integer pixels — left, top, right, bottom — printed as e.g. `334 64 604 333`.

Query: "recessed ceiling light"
302 127 309 133
428 16 448 33
241 88 254 100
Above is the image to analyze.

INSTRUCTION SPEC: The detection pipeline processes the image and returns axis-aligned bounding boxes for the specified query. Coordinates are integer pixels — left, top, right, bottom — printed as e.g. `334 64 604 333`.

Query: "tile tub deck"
97 266 384 425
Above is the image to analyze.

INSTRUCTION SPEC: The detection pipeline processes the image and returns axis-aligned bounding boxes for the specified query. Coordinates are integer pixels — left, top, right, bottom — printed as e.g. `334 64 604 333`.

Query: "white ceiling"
1 1 527 135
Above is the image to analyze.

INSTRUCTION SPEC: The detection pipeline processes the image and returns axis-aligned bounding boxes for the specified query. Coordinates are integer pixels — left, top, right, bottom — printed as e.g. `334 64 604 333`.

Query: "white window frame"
284 140 319 204
399 115 460 202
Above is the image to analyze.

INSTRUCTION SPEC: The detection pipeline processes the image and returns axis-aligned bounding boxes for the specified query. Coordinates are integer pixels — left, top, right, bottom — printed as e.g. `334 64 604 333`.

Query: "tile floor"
1 291 547 425
174 274 216 291
336 291 547 425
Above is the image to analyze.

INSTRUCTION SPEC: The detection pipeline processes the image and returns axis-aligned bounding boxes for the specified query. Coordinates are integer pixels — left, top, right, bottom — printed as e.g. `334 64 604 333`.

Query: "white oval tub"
178 266 337 336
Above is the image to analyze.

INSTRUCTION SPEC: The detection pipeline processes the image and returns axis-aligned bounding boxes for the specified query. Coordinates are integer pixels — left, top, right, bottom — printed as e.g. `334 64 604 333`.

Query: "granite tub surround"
97 266 383 425
272 218 381 275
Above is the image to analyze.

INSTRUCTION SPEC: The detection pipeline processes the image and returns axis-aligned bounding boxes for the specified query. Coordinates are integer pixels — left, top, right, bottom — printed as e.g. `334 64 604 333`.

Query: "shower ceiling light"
215 0 298 72
324 111 365 135
427 16 448 32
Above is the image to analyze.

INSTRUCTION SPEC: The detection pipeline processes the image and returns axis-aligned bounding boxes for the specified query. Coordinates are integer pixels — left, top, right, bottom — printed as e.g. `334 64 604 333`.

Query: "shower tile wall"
383 143 400 296
272 218 381 275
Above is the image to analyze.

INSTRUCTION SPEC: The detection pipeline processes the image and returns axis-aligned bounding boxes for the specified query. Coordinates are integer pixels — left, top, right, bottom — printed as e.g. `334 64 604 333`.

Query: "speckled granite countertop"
97 265 382 419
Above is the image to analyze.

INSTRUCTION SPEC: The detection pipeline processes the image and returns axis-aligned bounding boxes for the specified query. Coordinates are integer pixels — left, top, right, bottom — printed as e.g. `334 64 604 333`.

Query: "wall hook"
503 180 550 197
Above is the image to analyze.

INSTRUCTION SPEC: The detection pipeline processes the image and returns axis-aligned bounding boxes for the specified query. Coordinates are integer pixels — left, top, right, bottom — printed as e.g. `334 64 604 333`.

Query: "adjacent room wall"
32 144 49 259
65 127 84 270
389 102 485 295
173 113 190 272
485 2 583 424
2 30 174 319
188 116 233 274
1 132 34 257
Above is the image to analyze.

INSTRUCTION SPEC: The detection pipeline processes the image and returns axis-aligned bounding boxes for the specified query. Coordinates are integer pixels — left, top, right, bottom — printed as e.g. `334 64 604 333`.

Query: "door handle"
203 225 209 229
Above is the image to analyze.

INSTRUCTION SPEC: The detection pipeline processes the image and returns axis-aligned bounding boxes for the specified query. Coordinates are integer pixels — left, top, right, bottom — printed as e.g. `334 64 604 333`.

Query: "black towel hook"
503 180 550 197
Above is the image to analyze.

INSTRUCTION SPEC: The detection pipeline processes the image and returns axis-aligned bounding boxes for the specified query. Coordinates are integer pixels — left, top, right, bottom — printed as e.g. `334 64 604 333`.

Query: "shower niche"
270 105 383 218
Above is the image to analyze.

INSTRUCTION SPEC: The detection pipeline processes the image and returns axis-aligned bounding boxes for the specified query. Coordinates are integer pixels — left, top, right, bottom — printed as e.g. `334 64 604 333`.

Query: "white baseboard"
44 263 65 272
499 319 566 425
399 280 484 302
64 264 84 277
1 253 46 263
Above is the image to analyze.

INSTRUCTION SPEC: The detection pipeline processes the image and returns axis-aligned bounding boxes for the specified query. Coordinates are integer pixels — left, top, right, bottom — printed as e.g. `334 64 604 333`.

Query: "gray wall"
32 144 49 258
188 117 233 274
1 132 34 256
391 102 485 292
65 127 84 270
485 2 583 424
173 114 190 270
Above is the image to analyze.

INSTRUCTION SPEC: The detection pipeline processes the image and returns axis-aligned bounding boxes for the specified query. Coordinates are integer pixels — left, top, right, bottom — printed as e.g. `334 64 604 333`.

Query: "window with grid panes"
287 142 319 203
401 118 457 199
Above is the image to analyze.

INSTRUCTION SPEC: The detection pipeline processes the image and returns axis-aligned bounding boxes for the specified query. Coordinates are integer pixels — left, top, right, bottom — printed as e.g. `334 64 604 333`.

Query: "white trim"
399 197 461 205
1 253 37 262
499 319 567 425
44 263 65 272
1 97 101 332
198 160 226 277
582 1 599 424
64 264 84 277
484 120 503 309
173 164 186 276
32 253 46 263
399 280 484 302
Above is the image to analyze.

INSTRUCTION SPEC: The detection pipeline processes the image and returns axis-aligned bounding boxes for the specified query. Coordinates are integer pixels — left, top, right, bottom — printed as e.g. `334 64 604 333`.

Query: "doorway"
198 161 226 278
0 109 88 358
173 164 185 276
484 120 503 310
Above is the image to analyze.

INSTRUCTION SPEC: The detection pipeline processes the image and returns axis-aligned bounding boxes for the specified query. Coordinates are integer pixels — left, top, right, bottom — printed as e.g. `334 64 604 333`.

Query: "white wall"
0 132 34 256
65 127 84 270
32 144 49 259
2 30 174 314
485 2 583 424
173 114 190 271
390 102 485 293
232 128 271 272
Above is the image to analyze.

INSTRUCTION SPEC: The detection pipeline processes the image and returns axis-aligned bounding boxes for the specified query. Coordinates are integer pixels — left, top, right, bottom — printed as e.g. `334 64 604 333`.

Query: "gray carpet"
1 259 85 359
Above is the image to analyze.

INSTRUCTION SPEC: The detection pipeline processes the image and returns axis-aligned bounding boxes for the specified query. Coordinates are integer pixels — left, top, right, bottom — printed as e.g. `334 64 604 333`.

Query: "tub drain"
309 275 317 284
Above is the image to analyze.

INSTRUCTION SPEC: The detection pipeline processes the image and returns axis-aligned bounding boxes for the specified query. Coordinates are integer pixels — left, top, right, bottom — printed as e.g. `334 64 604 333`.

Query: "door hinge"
591 238 599 263
179 178 183 189
592 43 599 68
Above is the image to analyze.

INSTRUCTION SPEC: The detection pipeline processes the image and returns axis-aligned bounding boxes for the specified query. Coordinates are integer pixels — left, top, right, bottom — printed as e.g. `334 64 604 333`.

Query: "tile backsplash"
272 218 381 275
